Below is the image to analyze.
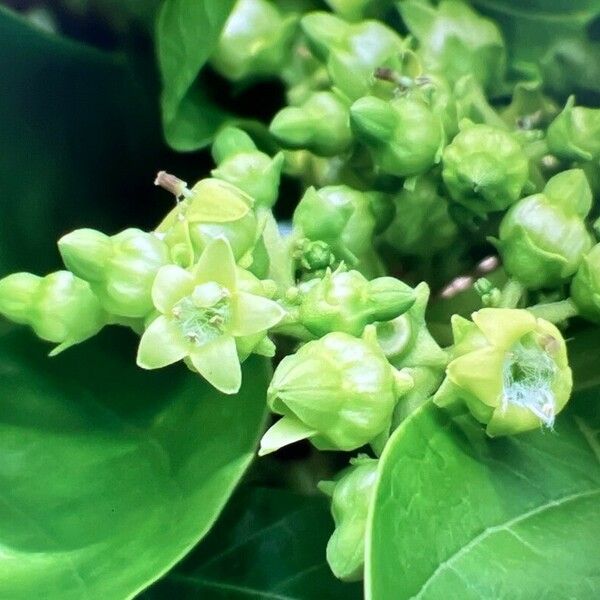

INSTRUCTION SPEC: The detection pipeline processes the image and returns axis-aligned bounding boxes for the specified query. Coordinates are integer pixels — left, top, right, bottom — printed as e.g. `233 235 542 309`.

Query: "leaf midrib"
410 487 600 599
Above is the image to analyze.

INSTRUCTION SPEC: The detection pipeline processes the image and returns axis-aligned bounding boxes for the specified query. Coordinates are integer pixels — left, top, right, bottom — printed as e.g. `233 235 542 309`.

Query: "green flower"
442 121 529 216
155 177 258 268
259 327 413 454
399 0 506 92
269 91 352 157
211 127 284 210
58 228 170 319
0 271 106 355
570 243 600 324
496 169 593 289
547 96 600 162
136 238 285 394
319 455 378 582
296 268 416 337
434 308 572 436
293 185 391 276
350 95 445 177
301 11 404 99
210 0 298 81
383 174 457 257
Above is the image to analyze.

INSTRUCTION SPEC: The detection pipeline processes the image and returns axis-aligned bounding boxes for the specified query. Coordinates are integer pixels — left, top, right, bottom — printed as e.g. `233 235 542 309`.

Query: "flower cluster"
3 0 599 584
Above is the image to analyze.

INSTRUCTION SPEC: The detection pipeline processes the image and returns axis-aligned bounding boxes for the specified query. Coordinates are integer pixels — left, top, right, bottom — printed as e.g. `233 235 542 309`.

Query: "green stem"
498 279 525 308
527 298 579 323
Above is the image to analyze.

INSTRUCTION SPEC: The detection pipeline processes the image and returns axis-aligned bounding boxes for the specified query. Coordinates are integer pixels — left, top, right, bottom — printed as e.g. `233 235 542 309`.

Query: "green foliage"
3 0 600 597
367 397 600 598
142 487 362 599
156 0 236 150
0 328 269 599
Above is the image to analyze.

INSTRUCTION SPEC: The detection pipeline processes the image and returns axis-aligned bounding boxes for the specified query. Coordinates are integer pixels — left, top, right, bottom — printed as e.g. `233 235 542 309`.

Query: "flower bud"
0 271 106 354
324 0 376 22
500 80 559 131
547 96 600 162
59 228 170 319
297 269 415 337
293 185 391 275
270 91 352 157
211 0 298 81
301 12 404 99
399 0 506 92
383 174 457 257
259 328 413 454
442 121 529 216
496 169 593 289
434 308 572 436
156 178 258 266
375 283 447 370
294 239 336 273
570 244 600 324
320 456 378 582
211 127 284 209
350 95 445 177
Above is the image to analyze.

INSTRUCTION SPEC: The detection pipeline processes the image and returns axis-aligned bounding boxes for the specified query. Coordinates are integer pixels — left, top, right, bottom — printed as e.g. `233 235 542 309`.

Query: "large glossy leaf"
0 7 164 276
156 0 236 150
143 486 363 599
366 398 600 599
0 327 269 599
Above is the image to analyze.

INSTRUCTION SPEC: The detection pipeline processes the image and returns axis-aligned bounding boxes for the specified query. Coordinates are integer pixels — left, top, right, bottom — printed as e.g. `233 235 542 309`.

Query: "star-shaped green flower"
136 238 285 394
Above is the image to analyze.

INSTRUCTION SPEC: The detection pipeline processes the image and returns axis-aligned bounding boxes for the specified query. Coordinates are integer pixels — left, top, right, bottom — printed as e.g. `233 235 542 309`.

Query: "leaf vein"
411 488 600 599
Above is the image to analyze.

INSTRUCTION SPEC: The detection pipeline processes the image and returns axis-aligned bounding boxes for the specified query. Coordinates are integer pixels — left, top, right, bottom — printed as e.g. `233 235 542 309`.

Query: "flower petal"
190 334 241 394
136 316 188 369
472 308 535 349
258 416 318 456
447 347 504 407
230 292 286 336
152 265 195 313
193 237 236 290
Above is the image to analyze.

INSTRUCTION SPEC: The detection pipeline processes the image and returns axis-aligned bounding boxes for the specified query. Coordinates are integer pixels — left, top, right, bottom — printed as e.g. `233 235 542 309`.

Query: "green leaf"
0 328 269 599
0 7 163 276
156 0 236 151
143 486 363 599
473 0 600 97
473 0 600 20
366 400 600 599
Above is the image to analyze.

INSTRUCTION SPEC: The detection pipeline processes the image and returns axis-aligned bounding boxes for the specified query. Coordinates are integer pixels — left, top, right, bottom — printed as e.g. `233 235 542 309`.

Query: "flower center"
502 334 557 427
172 282 230 345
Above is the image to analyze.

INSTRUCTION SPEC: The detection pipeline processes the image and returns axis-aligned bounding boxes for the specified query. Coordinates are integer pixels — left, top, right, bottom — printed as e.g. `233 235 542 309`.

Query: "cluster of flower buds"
5 0 600 584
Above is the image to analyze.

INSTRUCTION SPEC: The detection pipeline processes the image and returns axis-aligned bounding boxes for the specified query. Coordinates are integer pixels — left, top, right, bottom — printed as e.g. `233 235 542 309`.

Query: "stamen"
502 339 557 427
172 290 230 345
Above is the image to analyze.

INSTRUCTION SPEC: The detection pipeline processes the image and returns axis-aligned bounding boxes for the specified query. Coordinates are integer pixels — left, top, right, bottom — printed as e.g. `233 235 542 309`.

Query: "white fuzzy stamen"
502 342 557 428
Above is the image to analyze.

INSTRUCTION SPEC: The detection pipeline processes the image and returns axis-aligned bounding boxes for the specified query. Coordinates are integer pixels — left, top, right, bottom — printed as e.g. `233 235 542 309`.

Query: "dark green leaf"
367 400 600 599
144 486 363 599
0 328 269 599
156 0 236 151
473 0 600 20
473 0 600 98
0 7 164 276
